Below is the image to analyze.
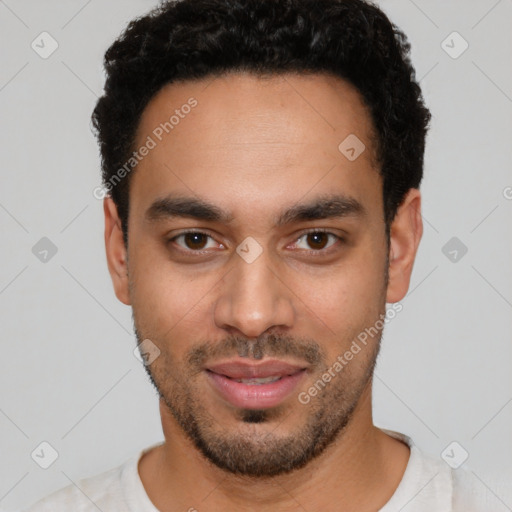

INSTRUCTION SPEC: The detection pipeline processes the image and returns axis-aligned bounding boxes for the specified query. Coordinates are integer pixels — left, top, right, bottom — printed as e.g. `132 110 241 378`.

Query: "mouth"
205 359 308 410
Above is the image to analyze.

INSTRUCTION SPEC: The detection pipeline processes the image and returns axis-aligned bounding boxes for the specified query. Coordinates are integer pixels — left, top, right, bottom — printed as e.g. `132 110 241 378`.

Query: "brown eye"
306 232 330 250
293 231 339 252
171 232 218 252
183 233 208 250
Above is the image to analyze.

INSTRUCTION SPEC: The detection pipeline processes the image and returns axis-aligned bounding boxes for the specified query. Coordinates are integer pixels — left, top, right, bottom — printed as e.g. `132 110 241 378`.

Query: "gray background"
1 0 511 510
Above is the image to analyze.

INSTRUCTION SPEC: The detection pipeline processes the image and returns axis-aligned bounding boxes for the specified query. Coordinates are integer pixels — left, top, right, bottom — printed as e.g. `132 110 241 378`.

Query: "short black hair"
91 0 431 244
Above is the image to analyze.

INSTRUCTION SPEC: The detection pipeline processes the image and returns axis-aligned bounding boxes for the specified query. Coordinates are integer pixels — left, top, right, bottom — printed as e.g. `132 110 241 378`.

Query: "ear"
386 188 423 303
104 197 131 305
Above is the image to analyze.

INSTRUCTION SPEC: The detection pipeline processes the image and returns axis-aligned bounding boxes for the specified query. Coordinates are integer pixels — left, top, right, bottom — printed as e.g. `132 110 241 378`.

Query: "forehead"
129 72 382 225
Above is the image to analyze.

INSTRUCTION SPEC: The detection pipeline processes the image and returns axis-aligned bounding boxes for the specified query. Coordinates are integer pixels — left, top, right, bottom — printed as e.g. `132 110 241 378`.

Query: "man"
25 0 489 510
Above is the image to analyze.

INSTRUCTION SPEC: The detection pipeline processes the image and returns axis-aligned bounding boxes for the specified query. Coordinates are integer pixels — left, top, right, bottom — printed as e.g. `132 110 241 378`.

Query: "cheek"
290 250 386 362
129 251 184 330
296 255 385 322
128 247 221 345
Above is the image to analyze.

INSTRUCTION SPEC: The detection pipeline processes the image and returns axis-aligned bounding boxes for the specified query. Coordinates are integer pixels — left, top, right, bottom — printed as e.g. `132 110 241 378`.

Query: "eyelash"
168 228 344 256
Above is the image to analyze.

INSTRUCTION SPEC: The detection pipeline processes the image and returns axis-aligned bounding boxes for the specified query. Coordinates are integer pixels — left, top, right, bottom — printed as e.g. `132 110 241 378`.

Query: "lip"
205 358 308 409
206 359 307 379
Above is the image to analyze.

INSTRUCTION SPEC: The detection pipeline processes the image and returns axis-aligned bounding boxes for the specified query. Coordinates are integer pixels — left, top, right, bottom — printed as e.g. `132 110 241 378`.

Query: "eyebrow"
145 193 366 227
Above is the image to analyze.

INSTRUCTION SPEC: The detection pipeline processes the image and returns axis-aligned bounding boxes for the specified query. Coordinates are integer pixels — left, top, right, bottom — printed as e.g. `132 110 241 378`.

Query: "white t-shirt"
23 429 500 511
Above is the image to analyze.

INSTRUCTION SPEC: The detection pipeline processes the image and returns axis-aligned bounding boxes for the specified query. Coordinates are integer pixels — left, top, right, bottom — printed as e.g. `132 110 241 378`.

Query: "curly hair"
91 0 431 242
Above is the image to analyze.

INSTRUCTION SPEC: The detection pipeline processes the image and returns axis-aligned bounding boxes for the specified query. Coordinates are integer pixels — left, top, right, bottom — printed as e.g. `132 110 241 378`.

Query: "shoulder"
451 467 512 512
378 428 510 511
22 457 137 512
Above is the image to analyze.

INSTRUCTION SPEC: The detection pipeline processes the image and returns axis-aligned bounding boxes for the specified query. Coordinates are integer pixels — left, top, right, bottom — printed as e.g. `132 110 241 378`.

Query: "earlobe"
385 189 423 303
104 197 131 305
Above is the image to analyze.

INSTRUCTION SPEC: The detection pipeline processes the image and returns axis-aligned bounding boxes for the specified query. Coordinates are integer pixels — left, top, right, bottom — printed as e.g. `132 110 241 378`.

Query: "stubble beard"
135 324 383 478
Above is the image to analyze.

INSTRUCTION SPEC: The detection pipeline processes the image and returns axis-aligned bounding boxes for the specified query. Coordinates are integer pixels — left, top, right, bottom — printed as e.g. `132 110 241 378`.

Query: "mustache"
186 332 325 369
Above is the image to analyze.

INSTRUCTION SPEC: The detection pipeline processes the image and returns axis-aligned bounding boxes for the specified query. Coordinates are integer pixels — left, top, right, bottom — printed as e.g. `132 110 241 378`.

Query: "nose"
214 246 295 338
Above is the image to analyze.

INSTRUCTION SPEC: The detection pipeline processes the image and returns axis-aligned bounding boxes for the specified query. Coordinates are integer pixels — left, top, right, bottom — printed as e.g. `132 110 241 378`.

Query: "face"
105 72 421 477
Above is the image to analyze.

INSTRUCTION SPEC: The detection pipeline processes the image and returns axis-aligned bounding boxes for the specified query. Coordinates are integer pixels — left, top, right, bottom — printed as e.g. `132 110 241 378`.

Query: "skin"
104 72 423 511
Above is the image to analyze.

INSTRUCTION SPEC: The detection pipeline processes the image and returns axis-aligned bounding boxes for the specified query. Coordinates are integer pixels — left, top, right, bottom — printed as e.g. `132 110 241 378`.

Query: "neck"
139 382 410 512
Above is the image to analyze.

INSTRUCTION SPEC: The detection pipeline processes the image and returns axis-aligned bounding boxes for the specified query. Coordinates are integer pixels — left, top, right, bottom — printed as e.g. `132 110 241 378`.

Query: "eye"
291 230 342 252
168 229 343 256
170 231 222 252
